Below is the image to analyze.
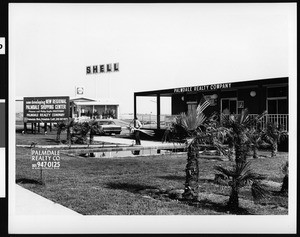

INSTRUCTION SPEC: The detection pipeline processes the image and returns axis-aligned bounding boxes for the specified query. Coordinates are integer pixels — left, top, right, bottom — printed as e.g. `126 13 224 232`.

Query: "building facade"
134 77 288 132
70 97 119 119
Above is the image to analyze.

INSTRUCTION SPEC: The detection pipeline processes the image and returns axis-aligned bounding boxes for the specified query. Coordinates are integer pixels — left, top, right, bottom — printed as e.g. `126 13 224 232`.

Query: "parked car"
95 119 122 135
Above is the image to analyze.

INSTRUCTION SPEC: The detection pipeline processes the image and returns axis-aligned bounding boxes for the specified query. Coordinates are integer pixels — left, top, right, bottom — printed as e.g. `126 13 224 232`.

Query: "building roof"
71 97 119 106
73 101 119 106
70 97 96 102
134 77 288 96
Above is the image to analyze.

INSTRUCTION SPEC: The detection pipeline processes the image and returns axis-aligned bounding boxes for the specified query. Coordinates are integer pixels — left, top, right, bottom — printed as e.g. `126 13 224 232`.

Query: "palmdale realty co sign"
86 63 119 74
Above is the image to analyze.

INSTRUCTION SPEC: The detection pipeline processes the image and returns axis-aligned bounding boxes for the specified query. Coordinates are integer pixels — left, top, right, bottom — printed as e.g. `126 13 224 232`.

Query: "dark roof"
134 77 288 96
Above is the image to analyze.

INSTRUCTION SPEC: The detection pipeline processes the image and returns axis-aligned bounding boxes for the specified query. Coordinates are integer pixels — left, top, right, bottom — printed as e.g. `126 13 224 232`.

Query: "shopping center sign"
23 96 70 123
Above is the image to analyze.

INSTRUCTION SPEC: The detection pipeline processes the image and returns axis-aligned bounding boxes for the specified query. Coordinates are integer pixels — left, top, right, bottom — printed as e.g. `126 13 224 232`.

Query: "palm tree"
56 121 67 143
56 118 75 144
220 110 252 164
70 121 91 144
168 101 211 200
262 122 288 157
247 113 267 159
215 161 269 210
66 118 75 145
212 110 270 210
280 161 288 195
88 120 102 145
220 109 267 164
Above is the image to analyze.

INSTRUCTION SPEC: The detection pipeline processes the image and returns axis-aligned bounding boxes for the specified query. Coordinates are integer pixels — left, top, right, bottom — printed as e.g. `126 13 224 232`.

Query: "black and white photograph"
5 2 297 234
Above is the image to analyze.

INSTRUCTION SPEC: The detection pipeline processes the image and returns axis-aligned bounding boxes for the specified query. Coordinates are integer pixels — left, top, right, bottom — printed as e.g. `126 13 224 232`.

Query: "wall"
172 94 186 115
237 87 261 114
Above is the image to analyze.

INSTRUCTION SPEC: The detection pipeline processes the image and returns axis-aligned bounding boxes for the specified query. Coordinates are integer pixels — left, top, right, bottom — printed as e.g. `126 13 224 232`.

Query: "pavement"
93 135 171 146
91 136 185 158
14 184 82 215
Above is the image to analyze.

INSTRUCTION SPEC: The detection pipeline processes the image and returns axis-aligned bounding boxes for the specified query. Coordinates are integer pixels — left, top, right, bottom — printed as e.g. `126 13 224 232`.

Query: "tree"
215 161 269 210
88 120 102 145
168 100 210 200
56 118 75 144
56 121 67 143
70 121 90 144
261 122 288 157
213 109 269 209
247 112 267 159
280 161 288 195
220 109 266 164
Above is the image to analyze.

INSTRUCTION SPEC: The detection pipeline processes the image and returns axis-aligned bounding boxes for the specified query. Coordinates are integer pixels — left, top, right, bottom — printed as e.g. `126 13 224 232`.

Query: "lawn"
16 131 288 215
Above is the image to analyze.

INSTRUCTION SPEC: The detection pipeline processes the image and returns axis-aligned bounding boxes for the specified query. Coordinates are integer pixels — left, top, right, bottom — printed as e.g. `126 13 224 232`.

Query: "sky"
9 3 295 114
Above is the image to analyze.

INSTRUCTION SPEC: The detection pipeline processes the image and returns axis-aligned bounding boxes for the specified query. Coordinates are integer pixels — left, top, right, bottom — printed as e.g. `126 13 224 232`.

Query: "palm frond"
251 181 270 200
281 161 288 175
238 108 249 124
214 165 235 177
139 129 155 136
255 110 267 121
174 109 207 134
233 161 266 188
197 97 210 116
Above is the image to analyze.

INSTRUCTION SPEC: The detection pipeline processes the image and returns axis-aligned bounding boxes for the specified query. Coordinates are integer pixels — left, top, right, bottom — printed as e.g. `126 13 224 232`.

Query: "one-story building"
134 77 288 133
70 97 119 119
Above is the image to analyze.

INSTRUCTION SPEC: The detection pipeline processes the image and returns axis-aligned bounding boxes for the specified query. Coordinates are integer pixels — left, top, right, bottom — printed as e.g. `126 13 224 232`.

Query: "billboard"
23 96 70 123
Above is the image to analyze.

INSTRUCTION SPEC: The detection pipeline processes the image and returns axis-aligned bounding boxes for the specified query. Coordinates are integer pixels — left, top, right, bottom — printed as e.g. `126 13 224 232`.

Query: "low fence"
123 113 289 133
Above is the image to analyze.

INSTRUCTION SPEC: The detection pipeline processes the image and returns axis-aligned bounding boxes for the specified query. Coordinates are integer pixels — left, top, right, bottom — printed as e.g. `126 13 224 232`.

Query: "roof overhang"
73 101 119 106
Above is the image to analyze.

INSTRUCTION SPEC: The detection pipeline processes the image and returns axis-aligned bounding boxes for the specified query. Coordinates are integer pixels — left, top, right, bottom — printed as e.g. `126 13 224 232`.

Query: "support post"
157 93 160 129
134 94 137 127
24 122 27 134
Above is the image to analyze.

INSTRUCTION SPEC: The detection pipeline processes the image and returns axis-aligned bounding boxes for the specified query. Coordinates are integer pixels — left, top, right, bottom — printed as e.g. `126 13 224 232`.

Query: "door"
187 102 197 114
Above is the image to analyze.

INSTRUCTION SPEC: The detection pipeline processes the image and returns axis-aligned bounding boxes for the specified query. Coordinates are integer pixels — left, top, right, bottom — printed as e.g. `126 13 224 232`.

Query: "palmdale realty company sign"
86 63 119 74
174 83 232 93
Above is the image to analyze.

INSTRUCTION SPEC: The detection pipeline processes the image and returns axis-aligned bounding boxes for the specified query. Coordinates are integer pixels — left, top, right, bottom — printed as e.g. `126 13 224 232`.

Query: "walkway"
15 184 81 215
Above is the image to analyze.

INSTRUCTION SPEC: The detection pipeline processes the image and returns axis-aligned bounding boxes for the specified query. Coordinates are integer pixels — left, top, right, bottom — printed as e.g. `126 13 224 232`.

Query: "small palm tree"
220 109 253 164
280 161 288 195
220 109 267 164
175 109 207 200
215 161 269 210
88 120 102 145
262 122 288 157
168 102 209 200
56 121 68 143
70 121 90 144
247 114 266 159
56 118 75 144
66 118 75 145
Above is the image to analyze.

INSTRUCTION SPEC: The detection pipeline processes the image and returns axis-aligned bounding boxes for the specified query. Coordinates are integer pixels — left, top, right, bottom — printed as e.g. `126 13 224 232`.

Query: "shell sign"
86 63 119 74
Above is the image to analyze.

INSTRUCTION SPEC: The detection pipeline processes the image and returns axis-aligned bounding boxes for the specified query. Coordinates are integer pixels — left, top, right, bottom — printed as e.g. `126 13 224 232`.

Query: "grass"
16 131 288 215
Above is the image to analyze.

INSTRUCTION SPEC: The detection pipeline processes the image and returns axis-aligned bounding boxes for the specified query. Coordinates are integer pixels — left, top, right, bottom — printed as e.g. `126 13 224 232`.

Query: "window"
267 86 288 114
267 98 288 114
221 98 237 114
